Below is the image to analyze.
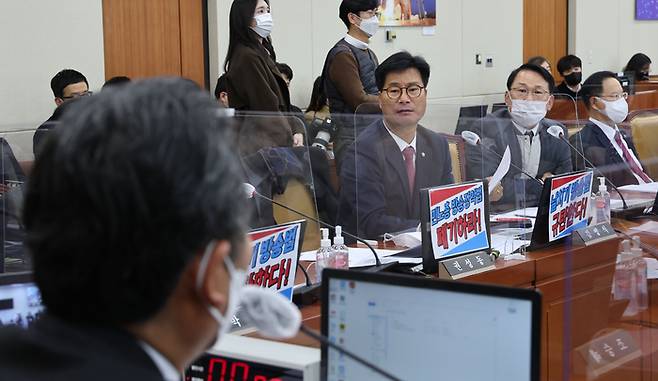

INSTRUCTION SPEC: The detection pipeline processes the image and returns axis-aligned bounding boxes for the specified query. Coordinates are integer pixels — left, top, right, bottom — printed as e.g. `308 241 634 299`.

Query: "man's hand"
293 133 304 147
541 172 554 181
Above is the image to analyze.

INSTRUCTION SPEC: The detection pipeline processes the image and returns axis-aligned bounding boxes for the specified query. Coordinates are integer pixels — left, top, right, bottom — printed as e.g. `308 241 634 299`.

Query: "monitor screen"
0 273 43 328
322 270 540 381
636 0 658 20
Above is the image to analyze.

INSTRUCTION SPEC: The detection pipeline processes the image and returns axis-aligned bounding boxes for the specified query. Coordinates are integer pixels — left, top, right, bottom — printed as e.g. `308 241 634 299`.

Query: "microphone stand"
252 190 395 272
299 325 403 381
554 134 628 210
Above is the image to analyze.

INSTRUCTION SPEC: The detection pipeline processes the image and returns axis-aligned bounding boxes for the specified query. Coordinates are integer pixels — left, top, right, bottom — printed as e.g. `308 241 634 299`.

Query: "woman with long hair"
224 0 304 146
624 53 652 81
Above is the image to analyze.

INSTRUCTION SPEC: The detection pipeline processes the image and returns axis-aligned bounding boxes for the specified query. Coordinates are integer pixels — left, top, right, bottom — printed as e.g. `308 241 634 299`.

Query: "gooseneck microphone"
461 131 544 187
299 325 402 381
546 125 628 210
237 286 402 381
243 184 394 271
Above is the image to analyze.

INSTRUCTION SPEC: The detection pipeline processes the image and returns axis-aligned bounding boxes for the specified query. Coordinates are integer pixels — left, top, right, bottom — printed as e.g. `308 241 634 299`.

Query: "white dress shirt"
343 34 369 50
589 117 648 184
383 120 417 165
512 121 542 178
138 341 181 381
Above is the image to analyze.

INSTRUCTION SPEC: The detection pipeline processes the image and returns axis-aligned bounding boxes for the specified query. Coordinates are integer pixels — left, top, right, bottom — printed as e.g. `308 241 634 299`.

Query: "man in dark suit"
466 64 572 210
0 79 252 380
338 52 454 240
571 71 652 191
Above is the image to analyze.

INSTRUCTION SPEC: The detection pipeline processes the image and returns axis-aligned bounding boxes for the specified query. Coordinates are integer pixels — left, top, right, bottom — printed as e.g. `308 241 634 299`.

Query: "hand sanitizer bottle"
631 236 648 312
593 177 610 224
331 226 349 269
316 228 332 283
613 240 633 303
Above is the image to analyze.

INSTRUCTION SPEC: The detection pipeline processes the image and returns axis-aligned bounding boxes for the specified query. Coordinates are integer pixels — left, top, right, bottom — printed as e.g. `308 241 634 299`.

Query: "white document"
299 247 403 264
645 258 658 279
611 198 654 210
488 146 511 195
384 231 422 248
618 182 658 193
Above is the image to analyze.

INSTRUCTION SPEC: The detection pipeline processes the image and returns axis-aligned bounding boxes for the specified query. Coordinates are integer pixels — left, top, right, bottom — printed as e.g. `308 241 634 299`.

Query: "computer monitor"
0 272 43 328
321 269 541 381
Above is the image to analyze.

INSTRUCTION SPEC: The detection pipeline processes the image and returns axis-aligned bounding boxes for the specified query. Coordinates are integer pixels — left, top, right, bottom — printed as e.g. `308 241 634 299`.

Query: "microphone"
461 131 544 187
238 285 402 380
546 125 628 210
243 184 395 272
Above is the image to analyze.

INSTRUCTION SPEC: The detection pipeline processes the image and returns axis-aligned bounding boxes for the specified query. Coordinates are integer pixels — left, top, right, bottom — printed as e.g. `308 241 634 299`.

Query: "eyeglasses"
61 91 93 100
597 92 628 101
509 87 550 100
382 85 425 100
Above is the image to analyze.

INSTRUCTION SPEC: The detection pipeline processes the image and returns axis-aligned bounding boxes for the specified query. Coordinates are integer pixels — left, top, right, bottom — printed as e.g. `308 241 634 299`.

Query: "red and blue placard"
427 181 490 259
548 171 593 242
247 220 305 301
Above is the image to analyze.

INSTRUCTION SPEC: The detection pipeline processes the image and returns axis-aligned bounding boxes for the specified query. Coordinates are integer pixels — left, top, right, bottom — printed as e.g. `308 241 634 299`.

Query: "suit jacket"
465 109 572 210
0 315 165 381
571 121 645 191
337 120 454 239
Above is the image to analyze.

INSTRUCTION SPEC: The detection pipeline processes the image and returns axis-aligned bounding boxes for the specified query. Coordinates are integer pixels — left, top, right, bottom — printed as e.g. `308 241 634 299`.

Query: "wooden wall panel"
523 0 568 79
102 0 207 87
179 0 207 86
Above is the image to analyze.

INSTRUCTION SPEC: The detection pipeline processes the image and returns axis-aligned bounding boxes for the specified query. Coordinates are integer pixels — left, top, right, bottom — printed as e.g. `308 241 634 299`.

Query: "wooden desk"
272 220 658 380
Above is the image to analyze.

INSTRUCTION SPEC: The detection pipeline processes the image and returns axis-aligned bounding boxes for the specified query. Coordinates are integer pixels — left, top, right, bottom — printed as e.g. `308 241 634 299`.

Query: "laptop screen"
0 272 43 328
322 270 540 381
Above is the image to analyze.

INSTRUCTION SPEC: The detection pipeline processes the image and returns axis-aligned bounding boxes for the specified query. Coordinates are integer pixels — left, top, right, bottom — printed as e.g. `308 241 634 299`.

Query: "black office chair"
454 105 488 136
491 102 507 114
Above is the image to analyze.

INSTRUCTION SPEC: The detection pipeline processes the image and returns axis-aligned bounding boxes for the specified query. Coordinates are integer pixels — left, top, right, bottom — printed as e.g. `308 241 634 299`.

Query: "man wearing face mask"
0 78 254 380
466 64 572 210
322 0 381 167
572 71 653 190
555 55 583 99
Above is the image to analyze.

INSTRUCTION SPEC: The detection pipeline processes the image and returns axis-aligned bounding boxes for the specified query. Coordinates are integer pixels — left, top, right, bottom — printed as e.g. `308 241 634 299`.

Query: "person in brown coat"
224 0 304 150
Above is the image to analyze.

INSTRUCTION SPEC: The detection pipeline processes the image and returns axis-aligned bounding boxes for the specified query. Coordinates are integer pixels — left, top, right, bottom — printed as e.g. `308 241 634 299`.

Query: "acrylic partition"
234 112 321 253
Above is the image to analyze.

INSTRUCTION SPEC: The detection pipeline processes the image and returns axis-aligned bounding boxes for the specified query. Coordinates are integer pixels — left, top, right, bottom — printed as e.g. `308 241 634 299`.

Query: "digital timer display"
185 353 304 381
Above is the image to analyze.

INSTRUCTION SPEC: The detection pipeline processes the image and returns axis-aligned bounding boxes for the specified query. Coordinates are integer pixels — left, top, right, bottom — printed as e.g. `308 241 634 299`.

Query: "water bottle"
613 240 633 303
631 236 648 312
315 228 332 283
331 226 349 269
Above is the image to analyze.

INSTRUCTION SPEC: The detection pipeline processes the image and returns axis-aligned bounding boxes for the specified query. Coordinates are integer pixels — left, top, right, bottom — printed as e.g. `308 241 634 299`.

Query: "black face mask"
640 71 650 79
564 72 582 87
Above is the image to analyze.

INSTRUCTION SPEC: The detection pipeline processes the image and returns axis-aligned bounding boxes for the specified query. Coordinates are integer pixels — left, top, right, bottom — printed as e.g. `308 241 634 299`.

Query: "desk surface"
253 214 658 380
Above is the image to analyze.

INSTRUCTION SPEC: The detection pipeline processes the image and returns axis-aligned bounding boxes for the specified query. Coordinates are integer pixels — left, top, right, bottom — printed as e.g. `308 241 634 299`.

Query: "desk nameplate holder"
572 222 617 247
573 329 641 379
438 251 495 280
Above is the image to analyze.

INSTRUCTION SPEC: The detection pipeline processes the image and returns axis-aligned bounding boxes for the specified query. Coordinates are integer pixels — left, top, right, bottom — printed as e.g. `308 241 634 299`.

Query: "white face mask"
251 13 273 38
598 97 628 124
509 99 548 129
357 15 379 37
196 241 246 346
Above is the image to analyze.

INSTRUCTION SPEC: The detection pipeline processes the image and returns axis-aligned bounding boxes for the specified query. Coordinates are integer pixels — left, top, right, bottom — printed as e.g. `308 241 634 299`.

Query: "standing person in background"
527 56 552 75
224 0 304 147
555 55 583 99
624 53 652 82
322 0 381 167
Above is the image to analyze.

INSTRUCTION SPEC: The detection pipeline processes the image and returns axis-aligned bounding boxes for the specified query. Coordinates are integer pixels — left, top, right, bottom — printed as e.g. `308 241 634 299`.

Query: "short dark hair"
102 76 131 90
339 0 379 29
276 63 293 81
527 56 549 67
50 69 88 98
214 74 228 99
25 78 249 325
556 55 582 75
580 71 620 110
375 51 430 91
506 64 555 93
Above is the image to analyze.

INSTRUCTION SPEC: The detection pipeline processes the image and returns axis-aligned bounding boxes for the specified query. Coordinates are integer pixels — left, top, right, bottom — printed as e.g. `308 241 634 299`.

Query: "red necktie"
614 131 652 183
402 146 416 196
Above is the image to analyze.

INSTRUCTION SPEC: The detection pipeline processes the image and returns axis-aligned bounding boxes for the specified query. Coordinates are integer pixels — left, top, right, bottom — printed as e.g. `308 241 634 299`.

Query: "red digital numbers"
207 358 282 381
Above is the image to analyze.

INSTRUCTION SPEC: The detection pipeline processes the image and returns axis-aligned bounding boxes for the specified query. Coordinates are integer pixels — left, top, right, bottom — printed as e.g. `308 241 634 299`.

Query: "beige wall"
209 0 523 134
570 0 658 76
